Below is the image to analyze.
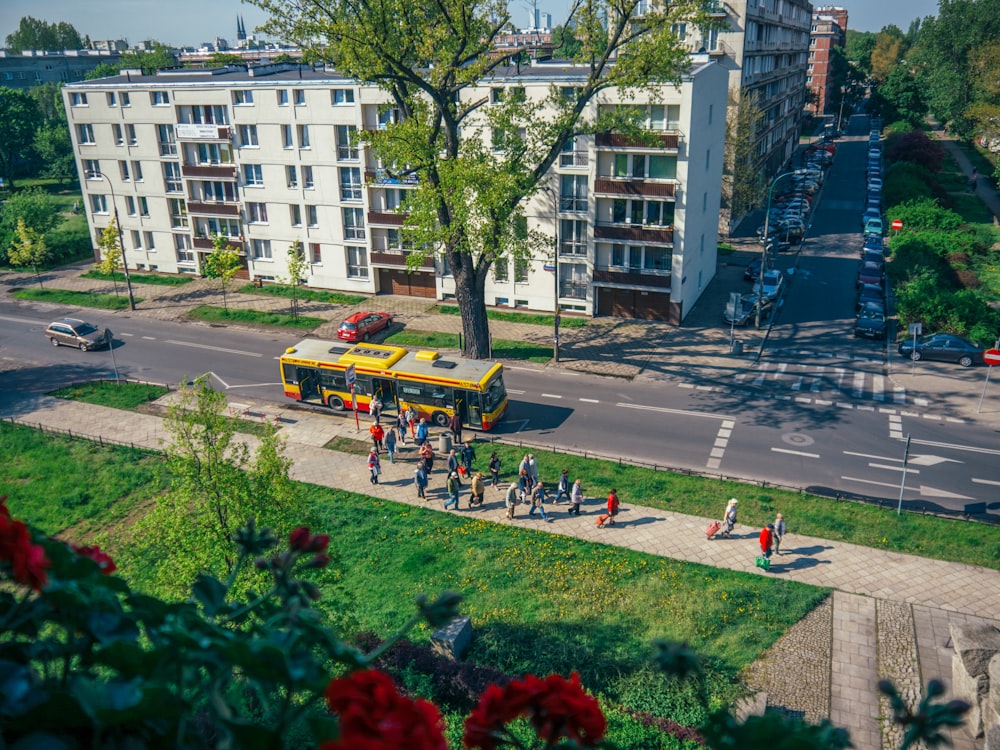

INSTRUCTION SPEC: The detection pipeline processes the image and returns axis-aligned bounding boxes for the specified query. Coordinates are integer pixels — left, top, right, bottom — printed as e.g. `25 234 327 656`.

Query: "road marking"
695 385 714 391
872 375 885 401
142 335 156 340
845 451 902 462
733 372 748 383
919 485 973 500
0 313 49 325
842 476 900 490
836 402 853 409
907 438 1000 457
946 417 965 424
722 420 735 429
752 364 769 386
889 413 903 440
579 398 600 403
616 403 735 420
858 405 875 412
710 447 725 458
540 393 563 399
706 420 736 470
795 397 811 404
706 458 721 470
164 340 263 357
869 462 919 474
878 407 896 414
678 383 695 389
893 386 906 404
914 398 930 407
713 438 728 448
717 429 733 438
791 376 803 391
835 368 846 388
909 455 962 467
119 332 134 337
852 372 865 398
772 447 820 458
506 389 526 394
810 367 825 391
902 411 919 417
772 362 788 381
815 399 832 406
972 478 1000 486
922 414 942 420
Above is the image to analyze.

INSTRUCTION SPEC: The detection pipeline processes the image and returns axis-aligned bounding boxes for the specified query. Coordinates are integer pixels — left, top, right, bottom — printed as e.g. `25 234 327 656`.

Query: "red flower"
289 526 312 551
0 507 50 592
464 673 606 750
71 544 118 574
322 669 446 750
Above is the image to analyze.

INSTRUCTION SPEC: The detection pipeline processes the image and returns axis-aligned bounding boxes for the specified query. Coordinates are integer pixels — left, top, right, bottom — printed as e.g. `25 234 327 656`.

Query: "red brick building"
807 6 848 116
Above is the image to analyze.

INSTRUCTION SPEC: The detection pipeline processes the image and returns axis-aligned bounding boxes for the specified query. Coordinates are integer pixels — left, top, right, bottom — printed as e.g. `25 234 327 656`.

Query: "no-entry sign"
984 348 1000 366
891 219 903 231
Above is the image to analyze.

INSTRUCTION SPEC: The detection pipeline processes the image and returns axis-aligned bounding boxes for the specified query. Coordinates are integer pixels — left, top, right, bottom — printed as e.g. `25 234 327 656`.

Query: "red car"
337 311 393 342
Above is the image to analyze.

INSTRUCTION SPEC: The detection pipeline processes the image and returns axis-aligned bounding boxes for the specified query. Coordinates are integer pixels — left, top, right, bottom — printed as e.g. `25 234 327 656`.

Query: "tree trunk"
451 252 491 359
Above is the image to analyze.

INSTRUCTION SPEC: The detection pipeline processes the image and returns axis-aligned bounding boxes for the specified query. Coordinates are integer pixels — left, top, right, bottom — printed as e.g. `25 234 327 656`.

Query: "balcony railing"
187 201 240 217
558 280 589 299
596 132 679 149
559 152 589 168
593 178 676 199
370 251 435 270
593 224 673 244
367 211 407 226
193 237 245 252
175 124 231 141
593 266 672 289
364 168 419 185
182 163 237 179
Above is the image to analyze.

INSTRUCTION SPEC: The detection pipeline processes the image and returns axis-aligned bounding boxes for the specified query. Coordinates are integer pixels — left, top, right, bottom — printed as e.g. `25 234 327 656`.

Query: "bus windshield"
482 372 507 412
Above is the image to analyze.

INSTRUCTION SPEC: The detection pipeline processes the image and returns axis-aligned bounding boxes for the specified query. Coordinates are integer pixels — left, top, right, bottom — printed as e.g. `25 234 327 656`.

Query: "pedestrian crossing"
731 361 917 405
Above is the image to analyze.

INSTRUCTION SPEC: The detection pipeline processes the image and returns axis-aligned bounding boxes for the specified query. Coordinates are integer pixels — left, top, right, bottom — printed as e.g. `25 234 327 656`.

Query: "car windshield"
74 323 98 336
482 372 507 412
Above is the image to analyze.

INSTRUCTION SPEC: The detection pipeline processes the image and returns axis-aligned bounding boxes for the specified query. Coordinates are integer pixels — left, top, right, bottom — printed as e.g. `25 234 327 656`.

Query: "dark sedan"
898 334 983 367
857 283 884 311
854 304 887 340
857 261 883 287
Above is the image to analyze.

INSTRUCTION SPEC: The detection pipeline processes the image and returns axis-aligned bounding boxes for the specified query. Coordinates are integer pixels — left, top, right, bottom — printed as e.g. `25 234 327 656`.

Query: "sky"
1 0 944 49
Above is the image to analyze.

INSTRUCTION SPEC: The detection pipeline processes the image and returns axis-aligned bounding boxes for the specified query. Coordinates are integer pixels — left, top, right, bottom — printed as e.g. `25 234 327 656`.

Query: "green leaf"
308 715 341 744
191 574 228 616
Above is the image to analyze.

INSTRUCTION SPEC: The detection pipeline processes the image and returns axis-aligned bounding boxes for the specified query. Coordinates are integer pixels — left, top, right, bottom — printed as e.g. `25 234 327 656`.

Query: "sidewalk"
0 388 994 750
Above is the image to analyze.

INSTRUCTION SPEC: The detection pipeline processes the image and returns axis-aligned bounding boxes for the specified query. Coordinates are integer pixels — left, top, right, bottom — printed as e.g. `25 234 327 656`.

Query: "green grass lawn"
48 381 169 409
386 330 553 363
239 283 366 306
187 304 325 329
12 287 140 310
81 269 194 286
436 304 588 328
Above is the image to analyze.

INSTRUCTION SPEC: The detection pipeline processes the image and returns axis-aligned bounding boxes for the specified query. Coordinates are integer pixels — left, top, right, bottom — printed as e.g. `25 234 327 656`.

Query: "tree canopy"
4 16 83 52
0 87 43 188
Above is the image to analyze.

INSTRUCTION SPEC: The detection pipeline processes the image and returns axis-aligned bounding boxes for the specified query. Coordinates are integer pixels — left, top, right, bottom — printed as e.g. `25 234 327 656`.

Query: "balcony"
182 163 237 180
367 211 407 226
705 0 727 16
175 124 231 141
193 237 245 252
596 132 679 150
593 224 673 244
371 251 435 270
364 168 419 185
558 152 589 168
187 201 240 217
593 178 676 199
593 267 672 289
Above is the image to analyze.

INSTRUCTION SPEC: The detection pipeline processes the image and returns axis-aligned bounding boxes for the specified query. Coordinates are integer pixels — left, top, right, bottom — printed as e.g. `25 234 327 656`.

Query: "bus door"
455 389 482 428
372 378 397 412
297 366 323 403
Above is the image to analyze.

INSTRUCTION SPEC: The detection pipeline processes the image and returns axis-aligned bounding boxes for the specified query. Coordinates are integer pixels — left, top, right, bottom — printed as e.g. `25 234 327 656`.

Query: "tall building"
807 6 848 116
62 58 727 323
0 50 121 91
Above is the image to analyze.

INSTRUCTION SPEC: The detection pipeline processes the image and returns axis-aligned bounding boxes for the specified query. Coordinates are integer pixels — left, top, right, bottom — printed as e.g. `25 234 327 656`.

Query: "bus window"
282 363 300 384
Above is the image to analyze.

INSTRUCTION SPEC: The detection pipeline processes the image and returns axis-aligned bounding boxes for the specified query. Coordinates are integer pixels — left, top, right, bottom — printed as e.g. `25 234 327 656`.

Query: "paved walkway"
1 388 995 749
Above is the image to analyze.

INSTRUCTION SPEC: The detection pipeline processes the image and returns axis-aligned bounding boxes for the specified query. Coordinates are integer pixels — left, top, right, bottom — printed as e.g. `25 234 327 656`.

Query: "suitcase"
596 513 612 527
706 520 722 539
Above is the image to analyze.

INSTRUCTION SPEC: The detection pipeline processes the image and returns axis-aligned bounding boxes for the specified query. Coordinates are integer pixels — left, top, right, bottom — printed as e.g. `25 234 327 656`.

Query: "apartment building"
0 50 121 91
807 6 848 116
62 58 727 323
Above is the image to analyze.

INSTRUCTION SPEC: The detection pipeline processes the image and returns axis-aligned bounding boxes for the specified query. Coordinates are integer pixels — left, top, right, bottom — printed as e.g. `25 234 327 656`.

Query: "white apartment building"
63 58 727 323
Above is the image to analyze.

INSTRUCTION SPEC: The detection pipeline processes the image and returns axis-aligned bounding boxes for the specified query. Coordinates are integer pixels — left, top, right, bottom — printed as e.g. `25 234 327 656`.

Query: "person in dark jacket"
448 412 463 444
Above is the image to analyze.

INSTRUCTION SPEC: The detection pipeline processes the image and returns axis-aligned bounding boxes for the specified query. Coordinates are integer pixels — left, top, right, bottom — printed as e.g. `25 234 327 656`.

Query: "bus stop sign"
345 364 356 386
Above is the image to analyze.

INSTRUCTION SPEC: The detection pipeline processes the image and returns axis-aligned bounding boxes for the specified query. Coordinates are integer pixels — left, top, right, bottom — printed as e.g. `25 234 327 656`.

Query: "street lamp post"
757 169 806 328
837 85 847 135
88 171 137 311
543 186 560 362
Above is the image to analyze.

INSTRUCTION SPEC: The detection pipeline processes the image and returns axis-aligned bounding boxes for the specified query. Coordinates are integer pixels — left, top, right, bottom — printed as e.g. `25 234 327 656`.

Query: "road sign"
891 219 903 231
984 349 1000 366
345 364 356 385
908 322 922 337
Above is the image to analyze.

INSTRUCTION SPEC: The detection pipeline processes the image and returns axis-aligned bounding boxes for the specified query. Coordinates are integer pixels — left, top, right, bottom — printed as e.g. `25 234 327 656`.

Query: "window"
132 161 143 181
287 165 298 188
384 188 409 211
77 124 95 144
174 233 195 264
119 160 131 181
559 137 588 167
106 92 117 107
126 124 137 145
297 124 310 148
281 125 293 149
139 197 149 217
112 123 124 145
70 92 87 106
121 92 130 107
277 89 289 105
186 104 228 125
339 168 362 201
492 125 526 152
243 164 264 187
613 154 645 179
151 91 169 105
169 198 187 228
645 201 674 226
84 160 100 178
648 154 677 180
303 165 314 189
307 205 318 227
157 123 177 156
247 202 268 223
332 88 354 104
377 108 400 130
144 231 156 251
251 239 273 259
343 207 365 239
293 89 305 105
346 246 368 278
163 162 182 192
196 142 232 164
612 199 627 224
309 242 322 264
490 87 504 103
199 217 241 238
233 89 254 105
290 204 302 226
386 228 411 250
559 174 587 212
90 194 108 213
514 258 529 283
238 124 259 147
125 196 136 215
201 181 237 202
559 220 587 256
336 125 359 160
131 230 142 250
493 260 508 282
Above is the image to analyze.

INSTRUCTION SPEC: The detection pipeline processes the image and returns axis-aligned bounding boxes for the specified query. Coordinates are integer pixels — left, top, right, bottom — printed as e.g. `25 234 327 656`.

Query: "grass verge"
436 304 588 329
48 381 169 409
81 270 193 286
187 305 324 329
386 330 553 363
239 283 366 306
13 287 141 309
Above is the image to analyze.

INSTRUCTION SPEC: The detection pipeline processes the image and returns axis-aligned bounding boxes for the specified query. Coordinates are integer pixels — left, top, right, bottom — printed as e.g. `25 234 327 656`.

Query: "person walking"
416 418 429 446
448 412 463 445
488 452 502 489
970 166 978 192
397 410 409 446
528 481 549 521
526 454 539 486
419 441 435 474
721 498 738 538
517 468 531 504
606 489 620 526
384 426 397 464
518 454 530 482
568 478 583 515
406 406 418 439
759 523 775 562
461 440 477 475
444 471 461 510
469 472 486 508
773 513 787 555
553 469 571 504
414 464 428 501
504 481 520 520
370 395 383 423
367 448 381 485
369 421 384 454
447 449 461 482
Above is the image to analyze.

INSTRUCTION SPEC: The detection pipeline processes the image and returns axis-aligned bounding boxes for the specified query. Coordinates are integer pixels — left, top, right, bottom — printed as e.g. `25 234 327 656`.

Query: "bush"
885 130 946 172
45 225 93 264
886 198 964 233
883 163 937 208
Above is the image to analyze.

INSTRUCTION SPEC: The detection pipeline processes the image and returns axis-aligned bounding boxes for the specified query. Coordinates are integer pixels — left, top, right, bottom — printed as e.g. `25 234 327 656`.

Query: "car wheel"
327 395 346 411
432 411 449 428
910 351 921 361
79 342 88 351
959 355 974 368
50 337 60 347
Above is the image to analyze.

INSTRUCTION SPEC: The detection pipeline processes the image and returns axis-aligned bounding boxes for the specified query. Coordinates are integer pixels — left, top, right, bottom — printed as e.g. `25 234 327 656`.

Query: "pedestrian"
385 426 397 464
370 394 383 423
414 464 428 501
444 471 460 510
970 167 978 192
517 468 531 503
397 410 409 445
488 452 502 489
72 201 80 214
526 454 539 485
553 469 570 504
721 498 738 538
773 513 786 555
606 488 620 526
528 481 549 521
447 449 460 482
367 448 381 485
419 441 434 474
469 472 485 507
759 523 775 561
416 418 429 446
568 478 583 515
448 412 463 444
504 480 520 520
407 406 418 439
369 421 384 453
518 454 530 481
461 440 477 474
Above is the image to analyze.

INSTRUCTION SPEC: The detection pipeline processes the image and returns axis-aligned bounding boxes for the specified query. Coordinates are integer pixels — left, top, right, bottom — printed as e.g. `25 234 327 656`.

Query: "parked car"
862 235 885 254
857 261 883 287
336 311 394 342
867 177 884 192
854 303 887 340
861 207 882 229
898 334 983 367
864 217 884 236
760 269 784 300
861 250 885 268
724 295 773 327
44 319 108 351
744 256 764 281
857 283 884 311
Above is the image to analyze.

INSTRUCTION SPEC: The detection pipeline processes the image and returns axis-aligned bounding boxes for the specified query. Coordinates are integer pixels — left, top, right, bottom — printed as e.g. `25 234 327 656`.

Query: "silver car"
44 319 108 351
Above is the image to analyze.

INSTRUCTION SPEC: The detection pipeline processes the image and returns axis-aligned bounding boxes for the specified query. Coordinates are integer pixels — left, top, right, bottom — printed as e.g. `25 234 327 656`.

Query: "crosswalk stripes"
872 375 885 402
752 363 769 386
810 366 826 392
791 376 803 391
893 387 906 404
726 367 914 405
852 372 865 398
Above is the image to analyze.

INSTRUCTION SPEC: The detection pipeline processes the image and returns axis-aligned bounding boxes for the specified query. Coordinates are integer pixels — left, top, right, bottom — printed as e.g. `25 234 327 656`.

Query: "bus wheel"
327 395 346 410
432 411 449 428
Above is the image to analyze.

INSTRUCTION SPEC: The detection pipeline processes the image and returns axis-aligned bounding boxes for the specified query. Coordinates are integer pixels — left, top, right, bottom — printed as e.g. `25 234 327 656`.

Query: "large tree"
722 88 764 228
4 16 83 52
118 44 177 75
0 87 43 189
249 0 716 358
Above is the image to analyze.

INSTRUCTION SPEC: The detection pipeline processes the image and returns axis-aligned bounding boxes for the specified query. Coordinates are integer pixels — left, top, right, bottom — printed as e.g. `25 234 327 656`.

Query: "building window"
106 92 117 107
297 124 310 148
559 137 588 167
346 246 368 279
84 159 100 177
648 154 677 180
377 108 401 130
332 88 354 104
281 124 293 149
77 124 95 144
119 160 131 181
163 162 183 192
277 89 288 105
293 89 305 105
125 196 136 215
559 220 587 256
290 204 302 226
490 87 504 103
343 207 365 239
120 92 130 107
303 165 315 189
243 164 264 187
90 194 108 214
169 198 188 228
70 92 87 106
310 242 322 264
247 202 268 223
199 217 241 238
196 142 233 164
645 201 674 227
287 165 298 188
307 205 318 227
559 174 587 212
233 89 254 105
126 124 137 145
157 123 177 156
112 123 124 145
131 230 142 250
132 161 143 181
238 124 259 147
201 181 237 202
339 168 362 201
151 91 169 105
174 233 195 264
514 258 529 283
144 231 156 251
493 260 508 282
251 239 272 260
139 197 149 217
336 125 359 160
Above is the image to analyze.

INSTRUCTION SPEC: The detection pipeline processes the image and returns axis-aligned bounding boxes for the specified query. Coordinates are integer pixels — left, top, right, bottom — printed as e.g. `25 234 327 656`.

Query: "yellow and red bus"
279 340 508 430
